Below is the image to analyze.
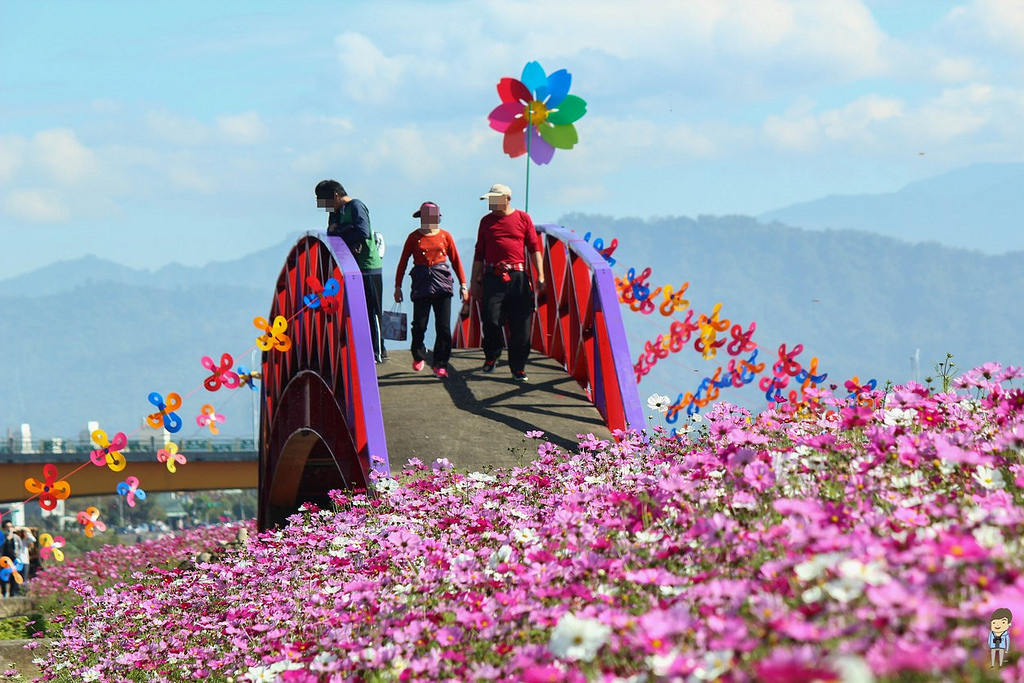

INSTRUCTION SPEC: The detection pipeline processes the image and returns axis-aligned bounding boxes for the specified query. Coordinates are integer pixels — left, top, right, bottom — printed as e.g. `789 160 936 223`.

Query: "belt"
485 262 526 272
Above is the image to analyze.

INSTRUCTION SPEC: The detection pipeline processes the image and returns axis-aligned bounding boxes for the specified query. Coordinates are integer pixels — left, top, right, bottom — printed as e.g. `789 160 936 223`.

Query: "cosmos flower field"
21 362 1024 681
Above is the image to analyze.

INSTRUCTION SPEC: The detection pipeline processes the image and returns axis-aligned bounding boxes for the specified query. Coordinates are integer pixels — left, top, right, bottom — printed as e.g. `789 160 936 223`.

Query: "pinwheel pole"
524 105 533 212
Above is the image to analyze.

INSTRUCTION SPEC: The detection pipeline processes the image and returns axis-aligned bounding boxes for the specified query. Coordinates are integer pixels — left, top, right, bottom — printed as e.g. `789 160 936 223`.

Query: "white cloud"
166 160 218 194
944 0 1024 55
820 95 904 143
363 126 441 178
911 83 994 140
318 116 354 130
3 189 70 223
929 55 985 83
762 113 822 152
146 111 210 145
0 135 26 185
217 112 268 145
334 32 409 104
33 129 99 184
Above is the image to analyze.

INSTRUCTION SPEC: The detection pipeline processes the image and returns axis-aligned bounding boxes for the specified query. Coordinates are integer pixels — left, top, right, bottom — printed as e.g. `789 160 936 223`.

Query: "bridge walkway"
377 349 609 473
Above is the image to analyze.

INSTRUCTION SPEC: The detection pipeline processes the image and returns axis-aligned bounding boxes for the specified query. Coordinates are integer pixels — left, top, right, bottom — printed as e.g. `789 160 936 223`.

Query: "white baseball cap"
480 183 512 200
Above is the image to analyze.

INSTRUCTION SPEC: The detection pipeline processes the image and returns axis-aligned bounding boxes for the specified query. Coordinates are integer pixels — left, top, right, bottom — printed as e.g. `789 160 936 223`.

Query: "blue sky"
3 0 1023 277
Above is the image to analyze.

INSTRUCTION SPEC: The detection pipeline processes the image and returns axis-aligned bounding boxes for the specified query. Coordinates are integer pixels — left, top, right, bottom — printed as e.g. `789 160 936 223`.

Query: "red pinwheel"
156 442 187 473
304 275 341 314
202 353 240 391
116 476 147 507
89 429 128 472
146 391 183 433
25 463 71 511
488 61 587 165
197 404 225 434
77 506 106 537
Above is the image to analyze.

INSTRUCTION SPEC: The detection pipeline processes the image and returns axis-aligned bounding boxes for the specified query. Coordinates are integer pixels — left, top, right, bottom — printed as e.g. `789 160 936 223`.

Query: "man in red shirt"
469 184 546 382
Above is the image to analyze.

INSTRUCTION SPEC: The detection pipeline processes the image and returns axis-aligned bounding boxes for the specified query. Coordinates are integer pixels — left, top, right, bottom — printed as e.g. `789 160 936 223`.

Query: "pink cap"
413 202 441 218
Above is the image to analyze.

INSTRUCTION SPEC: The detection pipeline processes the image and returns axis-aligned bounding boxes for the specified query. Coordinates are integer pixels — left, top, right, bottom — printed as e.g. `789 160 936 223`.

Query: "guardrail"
0 437 256 455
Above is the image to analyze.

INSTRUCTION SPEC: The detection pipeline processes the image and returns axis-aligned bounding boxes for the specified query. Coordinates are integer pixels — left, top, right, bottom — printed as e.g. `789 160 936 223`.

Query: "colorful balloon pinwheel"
38 533 66 562
25 463 71 511
197 404 225 434
156 442 187 473
146 391 183 433
304 275 341 314
89 428 128 472
116 476 147 507
237 365 262 391
0 557 24 585
488 60 587 165
77 506 106 537
254 315 292 352
202 352 240 391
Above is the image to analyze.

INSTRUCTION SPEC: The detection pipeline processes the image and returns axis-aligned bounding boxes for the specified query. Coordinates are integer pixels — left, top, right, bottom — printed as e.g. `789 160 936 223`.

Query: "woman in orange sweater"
393 202 468 378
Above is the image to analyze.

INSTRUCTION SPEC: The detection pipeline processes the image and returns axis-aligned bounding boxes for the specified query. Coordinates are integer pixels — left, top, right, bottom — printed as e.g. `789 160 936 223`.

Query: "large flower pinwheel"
488 61 587 165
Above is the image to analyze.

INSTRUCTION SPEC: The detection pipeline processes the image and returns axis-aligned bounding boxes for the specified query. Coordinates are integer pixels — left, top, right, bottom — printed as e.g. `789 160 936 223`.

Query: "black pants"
362 272 385 361
411 295 452 367
481 271 534 373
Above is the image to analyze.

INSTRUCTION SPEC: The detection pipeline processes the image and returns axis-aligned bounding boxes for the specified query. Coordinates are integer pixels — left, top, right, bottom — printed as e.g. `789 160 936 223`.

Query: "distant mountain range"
2 216 1021 440
758 162 1024 255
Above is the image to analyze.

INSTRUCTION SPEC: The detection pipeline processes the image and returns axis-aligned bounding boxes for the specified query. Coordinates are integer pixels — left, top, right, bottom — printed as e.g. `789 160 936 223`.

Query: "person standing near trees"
1 520 22 597
315 179 388 364
393 202 468 378
469 183 545 382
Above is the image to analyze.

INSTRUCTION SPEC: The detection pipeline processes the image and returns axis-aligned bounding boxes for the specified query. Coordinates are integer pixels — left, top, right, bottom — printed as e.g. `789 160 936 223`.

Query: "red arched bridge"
259 226 642 528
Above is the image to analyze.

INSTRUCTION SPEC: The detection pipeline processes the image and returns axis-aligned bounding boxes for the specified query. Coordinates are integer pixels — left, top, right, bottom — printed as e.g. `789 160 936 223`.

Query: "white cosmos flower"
692 650 732 680
838 559 889 586
801 585 824 603
973 525 1005 549
647 650 680 676
973 465 1005 490
647 393 672 414
512 527 538 545
882 408 916 427
548 613 611 662
794 552 843 581
488 544 513 569
634 529 663 543
825 577 864 603
830 654 876 683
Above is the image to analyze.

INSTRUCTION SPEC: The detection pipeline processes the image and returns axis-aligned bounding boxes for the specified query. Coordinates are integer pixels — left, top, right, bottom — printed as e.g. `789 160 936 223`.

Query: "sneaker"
412 360 425 372
433 366 448 378
512 370 528 382
482 359 496 373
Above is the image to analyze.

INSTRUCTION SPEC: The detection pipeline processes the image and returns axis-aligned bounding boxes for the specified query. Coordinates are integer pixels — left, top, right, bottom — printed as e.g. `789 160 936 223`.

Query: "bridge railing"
455 224 643 433
0 437 255 456
258 231 388 529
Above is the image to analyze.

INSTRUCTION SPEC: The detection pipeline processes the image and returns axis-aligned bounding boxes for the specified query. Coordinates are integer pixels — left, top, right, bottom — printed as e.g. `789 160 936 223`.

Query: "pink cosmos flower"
936 534 989 561
743 461 775 492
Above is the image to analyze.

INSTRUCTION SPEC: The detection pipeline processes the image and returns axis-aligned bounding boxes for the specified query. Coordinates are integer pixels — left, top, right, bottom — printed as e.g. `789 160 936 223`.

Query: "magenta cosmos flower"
487 61 587 165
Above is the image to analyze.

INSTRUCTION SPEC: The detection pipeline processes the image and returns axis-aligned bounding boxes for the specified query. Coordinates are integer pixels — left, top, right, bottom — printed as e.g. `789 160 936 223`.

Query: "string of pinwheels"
487 60 588 211
575 229 876 423
0 274 354 547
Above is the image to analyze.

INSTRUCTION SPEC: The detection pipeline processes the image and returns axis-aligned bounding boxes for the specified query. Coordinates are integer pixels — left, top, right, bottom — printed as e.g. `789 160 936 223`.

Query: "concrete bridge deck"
378 348 609 473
